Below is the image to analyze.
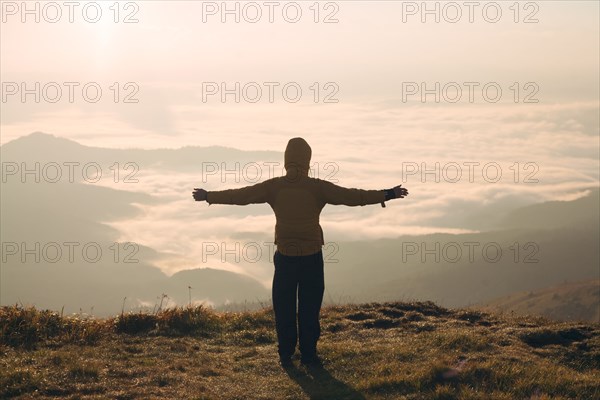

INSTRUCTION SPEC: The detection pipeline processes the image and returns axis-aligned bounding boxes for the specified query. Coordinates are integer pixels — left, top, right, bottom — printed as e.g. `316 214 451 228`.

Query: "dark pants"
272 249 325 359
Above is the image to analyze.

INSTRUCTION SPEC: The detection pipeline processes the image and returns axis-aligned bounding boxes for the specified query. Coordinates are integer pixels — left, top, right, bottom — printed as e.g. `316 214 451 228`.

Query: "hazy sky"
2 0 598 147
1 1 599 284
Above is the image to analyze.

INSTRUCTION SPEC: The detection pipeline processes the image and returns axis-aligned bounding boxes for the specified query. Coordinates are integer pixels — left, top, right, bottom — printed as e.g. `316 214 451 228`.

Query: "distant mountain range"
1 131 281 173
324 189 599 308
2 132 598 318
1 132 274 315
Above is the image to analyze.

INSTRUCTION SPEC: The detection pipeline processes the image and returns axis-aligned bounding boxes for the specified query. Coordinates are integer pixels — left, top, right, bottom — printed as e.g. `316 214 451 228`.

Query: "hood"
284 137 311 177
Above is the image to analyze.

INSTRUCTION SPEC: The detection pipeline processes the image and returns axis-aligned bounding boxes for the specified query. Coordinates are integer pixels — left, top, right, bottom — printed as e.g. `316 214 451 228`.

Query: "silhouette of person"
193 137 408 367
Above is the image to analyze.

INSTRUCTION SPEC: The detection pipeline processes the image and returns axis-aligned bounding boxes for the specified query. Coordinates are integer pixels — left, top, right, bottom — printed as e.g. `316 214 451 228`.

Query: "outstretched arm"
322 181 408 207
193 181 269 205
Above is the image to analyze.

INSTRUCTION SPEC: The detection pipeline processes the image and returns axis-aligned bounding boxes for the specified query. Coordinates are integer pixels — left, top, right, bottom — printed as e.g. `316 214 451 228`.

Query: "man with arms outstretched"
193 137 408 367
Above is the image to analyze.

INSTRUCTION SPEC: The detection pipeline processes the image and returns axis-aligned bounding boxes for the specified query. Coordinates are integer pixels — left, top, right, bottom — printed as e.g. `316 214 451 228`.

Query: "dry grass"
1 301 599 399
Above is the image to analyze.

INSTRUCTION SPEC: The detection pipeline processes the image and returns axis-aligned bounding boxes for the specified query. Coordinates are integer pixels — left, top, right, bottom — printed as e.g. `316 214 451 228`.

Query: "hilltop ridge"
1 300 599 399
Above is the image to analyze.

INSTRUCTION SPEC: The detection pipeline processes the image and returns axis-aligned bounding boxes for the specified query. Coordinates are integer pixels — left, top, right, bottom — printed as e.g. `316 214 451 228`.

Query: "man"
193 137 408 367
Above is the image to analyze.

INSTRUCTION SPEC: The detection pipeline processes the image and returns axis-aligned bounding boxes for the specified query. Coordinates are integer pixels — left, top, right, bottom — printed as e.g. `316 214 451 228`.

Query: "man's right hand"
393 185 408 199
193 188 208 201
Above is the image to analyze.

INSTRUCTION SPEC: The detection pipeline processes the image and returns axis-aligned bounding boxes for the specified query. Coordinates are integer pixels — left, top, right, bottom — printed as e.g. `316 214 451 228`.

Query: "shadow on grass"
284 364 366 400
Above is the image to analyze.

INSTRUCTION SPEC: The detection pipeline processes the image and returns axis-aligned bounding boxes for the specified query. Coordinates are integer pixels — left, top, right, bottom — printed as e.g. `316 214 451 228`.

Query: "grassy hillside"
477 280 600 323
1 301 599 399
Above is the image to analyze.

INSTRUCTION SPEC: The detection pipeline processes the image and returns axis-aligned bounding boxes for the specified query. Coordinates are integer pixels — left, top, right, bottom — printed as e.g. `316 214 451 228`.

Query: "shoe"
300 354 323 367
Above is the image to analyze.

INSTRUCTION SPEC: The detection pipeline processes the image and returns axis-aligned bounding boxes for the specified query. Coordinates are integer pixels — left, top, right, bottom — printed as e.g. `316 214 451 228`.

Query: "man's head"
284 137 311 178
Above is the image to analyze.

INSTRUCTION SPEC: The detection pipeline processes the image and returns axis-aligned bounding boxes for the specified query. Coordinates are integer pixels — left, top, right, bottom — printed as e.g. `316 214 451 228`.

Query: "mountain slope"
325 189 600 310
476 279 600 322
498 189 600 231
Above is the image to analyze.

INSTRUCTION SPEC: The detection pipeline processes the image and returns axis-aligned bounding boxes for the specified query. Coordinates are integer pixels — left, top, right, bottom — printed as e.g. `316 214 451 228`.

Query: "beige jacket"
206 138 386 256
